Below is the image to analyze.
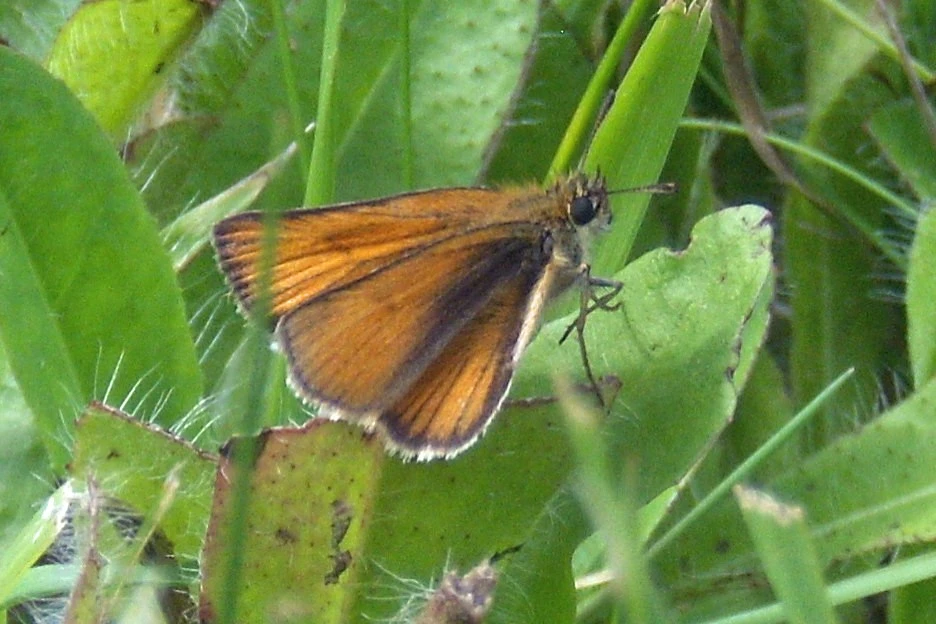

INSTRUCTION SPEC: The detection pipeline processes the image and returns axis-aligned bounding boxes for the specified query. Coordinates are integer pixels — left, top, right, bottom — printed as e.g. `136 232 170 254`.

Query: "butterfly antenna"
608 181 678 196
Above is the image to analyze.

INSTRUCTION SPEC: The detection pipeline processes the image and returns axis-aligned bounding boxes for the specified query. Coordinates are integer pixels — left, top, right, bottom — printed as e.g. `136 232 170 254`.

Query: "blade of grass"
271 0 312 175
735 486 838 624
546 0 660 179
588 0 712 277
700 548 936 624
647 368 854 559
559 377 669 623
305 0 345 206
0 483 72 608
680 117 910 268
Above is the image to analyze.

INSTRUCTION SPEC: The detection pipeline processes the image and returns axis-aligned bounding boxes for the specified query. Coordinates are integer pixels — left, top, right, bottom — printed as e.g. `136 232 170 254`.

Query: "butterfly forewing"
214 188 533 318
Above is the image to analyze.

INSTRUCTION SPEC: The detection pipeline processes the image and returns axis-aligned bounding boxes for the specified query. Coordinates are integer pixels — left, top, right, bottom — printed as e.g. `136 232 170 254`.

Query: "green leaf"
804 0 884 119
661 375 936 590
130 0 311 218
784 43 899 445
782 376 936 560
0 483 71 608
489 488 585 623
495 205 773 619
0 0 81 60
867 100 936 201
69 403 217 562
162 137 304 272
407 0 540 186
584 205 772 500
730 353 798 480
480 1 596 184
888 546 936 624
46 0 207 139
200 424 382 622
0 49 203 470
338 0 542 195
0 332 54 548
353 403 574 622
196 397 573 624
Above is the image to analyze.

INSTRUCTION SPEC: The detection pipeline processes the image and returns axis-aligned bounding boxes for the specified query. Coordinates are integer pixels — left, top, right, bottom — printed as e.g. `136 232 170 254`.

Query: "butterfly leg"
559 265 623 409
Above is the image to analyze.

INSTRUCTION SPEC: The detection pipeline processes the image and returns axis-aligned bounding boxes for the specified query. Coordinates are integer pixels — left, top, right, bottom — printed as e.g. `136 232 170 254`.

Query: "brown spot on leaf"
324 550 351 585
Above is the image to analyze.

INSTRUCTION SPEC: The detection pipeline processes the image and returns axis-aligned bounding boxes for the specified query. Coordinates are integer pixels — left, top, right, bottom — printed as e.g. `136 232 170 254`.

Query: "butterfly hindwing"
372 263 547 458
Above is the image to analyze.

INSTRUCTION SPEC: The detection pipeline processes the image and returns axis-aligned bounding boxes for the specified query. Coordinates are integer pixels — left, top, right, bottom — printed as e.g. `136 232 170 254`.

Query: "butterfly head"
564 173 611 234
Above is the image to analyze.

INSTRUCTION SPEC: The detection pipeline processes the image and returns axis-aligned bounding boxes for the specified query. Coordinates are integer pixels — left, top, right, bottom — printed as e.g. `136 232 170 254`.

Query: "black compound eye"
569 195 596 225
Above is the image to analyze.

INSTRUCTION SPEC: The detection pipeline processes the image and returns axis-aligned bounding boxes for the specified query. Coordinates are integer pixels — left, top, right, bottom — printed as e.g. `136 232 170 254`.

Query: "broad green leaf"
69 404 216 562
480 1 595 185
407 0 539 186
786 376 936 560
0 49 203 470
490 488 585 623
200 423 382 623
338 0 541 196
195 400 573 623
353 398 574 622
593 205 772 500
194 381 573 624
46 0 208 139
493 205 774 621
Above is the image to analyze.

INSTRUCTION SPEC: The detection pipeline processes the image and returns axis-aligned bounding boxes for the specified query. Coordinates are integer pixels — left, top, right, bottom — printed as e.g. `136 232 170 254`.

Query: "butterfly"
213 173 667 460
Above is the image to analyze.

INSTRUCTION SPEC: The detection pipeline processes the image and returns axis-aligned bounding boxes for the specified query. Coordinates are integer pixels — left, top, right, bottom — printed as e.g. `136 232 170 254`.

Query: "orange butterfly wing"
213 189 551 431
214 188 526 318
372 264 549 458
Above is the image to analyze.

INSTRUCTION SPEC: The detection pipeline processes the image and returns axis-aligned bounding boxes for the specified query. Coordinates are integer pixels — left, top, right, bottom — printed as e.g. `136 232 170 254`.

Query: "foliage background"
1 0 936 622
